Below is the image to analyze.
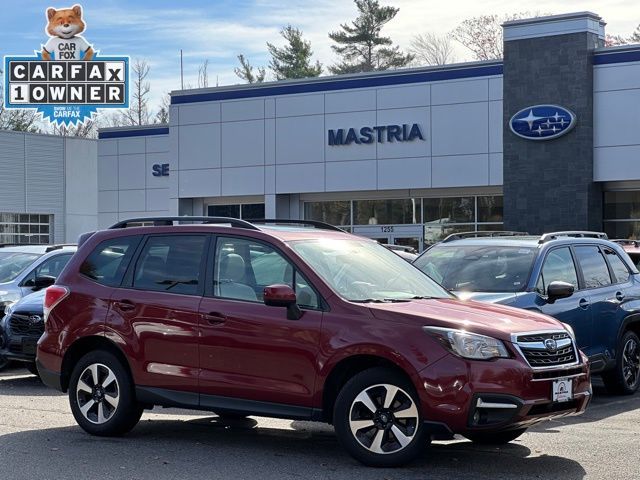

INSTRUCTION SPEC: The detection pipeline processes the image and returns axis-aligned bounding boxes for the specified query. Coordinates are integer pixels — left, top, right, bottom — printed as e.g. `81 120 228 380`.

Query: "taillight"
43 285 69 322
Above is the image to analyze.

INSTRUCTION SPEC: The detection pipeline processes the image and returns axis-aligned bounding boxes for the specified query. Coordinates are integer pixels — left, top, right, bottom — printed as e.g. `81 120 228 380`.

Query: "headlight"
423 326 510 360
561 322 575 340
3 302 14 316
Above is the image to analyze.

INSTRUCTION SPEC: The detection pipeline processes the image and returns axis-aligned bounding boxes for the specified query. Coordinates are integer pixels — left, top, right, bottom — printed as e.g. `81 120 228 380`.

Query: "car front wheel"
603 330 640 395
69 350 143 436
333 367 427 467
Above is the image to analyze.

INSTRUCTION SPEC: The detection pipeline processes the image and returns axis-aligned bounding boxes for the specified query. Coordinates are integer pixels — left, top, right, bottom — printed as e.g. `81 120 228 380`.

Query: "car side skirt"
135 386 324 421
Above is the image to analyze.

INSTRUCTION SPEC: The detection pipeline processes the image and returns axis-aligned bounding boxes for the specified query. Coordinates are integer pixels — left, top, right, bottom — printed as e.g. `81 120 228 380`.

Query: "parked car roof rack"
109 216 260 230
538 231 608 244
246 218 346 232
45 244 77 252
441 231 529 243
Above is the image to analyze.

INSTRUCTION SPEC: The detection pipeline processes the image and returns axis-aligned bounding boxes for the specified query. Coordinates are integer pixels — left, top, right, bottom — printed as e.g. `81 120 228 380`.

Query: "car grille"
515 331 578 368
8 313 45 337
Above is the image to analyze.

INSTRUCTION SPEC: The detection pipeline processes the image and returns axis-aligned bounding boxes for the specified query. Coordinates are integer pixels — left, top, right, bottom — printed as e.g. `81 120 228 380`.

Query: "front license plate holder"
21 338 38 356
552 377 573 402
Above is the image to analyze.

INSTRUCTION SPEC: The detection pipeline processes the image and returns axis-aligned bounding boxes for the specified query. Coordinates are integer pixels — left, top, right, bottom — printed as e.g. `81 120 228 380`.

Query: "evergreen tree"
631 24 640 43
234 54 266 83
267 25 322 80
328 0 413 74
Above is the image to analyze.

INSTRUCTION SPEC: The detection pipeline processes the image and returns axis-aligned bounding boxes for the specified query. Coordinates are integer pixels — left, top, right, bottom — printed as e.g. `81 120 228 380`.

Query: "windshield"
0 252 40 283
414 244 536 293
290 238 451 302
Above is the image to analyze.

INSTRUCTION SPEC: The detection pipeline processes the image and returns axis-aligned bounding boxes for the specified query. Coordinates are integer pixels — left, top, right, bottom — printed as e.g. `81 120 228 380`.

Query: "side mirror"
264 284 303 320
33 275 56 290
546 281 574 303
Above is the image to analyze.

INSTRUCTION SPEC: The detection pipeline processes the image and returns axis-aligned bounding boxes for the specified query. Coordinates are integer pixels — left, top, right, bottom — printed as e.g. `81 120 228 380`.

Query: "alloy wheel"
622 337 640 389
348 384 419 455
76 363 120 425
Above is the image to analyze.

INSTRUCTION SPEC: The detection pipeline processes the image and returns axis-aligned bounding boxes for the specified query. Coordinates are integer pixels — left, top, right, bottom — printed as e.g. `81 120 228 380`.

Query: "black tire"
26 362 40 377
464 428 527 445
602 330 640 395
68 350 143 436
217 412 249 420
333 367 428 467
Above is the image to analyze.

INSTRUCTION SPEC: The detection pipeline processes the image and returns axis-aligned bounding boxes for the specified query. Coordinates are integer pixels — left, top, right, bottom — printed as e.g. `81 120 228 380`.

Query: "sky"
1 0 639 113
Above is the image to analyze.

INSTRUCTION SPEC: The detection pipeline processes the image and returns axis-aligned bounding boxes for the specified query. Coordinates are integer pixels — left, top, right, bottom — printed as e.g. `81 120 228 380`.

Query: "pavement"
0 365 639 480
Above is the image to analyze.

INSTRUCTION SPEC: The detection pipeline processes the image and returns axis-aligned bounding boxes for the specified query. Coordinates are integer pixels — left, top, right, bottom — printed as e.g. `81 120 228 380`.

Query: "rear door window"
133 235 207 296
23 253 73 285
574 246 612 289
80 236 141 286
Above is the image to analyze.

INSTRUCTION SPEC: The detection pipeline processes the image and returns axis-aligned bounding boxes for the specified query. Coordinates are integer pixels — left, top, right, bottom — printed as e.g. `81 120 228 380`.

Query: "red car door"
108 234 208 392
198 235 323 410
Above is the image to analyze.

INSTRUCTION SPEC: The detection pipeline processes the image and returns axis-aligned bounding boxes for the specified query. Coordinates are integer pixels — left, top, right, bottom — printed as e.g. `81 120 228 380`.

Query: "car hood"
12 289 45 312
368 298 563 342
453 291 519 305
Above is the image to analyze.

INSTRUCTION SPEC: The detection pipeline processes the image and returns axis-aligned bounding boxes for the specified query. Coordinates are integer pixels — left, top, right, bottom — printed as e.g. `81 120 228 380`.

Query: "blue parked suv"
414 231 640 395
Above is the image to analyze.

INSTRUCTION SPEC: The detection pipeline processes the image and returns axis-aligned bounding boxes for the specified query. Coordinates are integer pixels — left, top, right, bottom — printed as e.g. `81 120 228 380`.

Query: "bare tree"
120 59 151 125
51 119 99 138
451 12 547 61
234 54 266 83
605 34 628 47
0 68 40 132
629 24 639 43
198 59 209 88
410 33 456 66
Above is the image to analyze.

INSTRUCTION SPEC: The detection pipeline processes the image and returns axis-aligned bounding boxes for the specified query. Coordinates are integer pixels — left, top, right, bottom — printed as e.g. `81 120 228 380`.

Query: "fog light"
473 410 480 424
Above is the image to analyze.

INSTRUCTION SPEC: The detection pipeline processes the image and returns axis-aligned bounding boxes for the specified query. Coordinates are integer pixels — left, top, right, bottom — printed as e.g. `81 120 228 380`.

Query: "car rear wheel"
69 350 143 436
464 428 527 445
602 330 640 395
333 367 427 467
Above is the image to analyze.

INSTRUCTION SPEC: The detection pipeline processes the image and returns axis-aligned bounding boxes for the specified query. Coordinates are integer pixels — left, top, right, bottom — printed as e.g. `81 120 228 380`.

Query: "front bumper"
416 353 591 435
0 319 41 363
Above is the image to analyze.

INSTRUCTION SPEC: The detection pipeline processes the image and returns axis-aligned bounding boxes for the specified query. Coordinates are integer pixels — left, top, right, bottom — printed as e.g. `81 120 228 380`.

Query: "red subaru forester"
37 217 591 467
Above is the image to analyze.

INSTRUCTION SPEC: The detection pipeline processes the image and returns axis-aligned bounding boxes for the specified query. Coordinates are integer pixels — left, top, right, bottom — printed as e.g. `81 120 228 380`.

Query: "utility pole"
180 49 184 90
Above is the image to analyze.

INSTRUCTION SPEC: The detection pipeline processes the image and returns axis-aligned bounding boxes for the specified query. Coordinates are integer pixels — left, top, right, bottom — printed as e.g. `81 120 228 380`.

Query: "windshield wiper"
406 295 437 300
350 298 410 303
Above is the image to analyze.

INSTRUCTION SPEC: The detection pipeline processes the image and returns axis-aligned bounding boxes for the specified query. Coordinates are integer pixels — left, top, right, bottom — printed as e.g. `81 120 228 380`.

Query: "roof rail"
109 216 260 230
246 218 346 232
441 231 529 243
538 231 608 244
45 244 77 252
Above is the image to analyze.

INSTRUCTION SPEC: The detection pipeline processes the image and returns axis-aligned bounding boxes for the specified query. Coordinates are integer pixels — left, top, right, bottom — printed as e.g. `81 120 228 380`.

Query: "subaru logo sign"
544 338 558 352
509 105 576 141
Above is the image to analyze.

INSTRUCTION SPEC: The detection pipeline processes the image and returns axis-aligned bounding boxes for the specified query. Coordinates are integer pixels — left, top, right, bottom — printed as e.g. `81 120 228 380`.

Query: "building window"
353 199 420 225
303 201 351 226
0 213 52 245
207 203 265 220
603 191 640 239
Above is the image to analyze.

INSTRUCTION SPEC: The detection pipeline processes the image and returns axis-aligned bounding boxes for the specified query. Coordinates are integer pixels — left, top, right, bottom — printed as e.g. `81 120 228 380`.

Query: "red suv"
37 217 591 467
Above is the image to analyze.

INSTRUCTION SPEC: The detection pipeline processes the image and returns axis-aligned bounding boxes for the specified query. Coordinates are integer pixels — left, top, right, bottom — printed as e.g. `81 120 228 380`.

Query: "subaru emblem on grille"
29 315 43 324
544 338 558 352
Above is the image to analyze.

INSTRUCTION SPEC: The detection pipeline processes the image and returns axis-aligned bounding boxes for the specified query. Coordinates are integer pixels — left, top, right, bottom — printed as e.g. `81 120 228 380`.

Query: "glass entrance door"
390 236 420 254
352 225 424 252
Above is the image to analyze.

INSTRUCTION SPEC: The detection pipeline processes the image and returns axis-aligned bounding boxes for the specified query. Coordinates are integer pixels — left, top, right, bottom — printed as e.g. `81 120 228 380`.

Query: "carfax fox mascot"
41 4 94 61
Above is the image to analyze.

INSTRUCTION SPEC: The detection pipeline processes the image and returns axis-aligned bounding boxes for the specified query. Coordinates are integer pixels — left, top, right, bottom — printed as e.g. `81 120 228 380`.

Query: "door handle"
578 298 590 309
203 312 227 325
114 300 135 312
616 291 625 302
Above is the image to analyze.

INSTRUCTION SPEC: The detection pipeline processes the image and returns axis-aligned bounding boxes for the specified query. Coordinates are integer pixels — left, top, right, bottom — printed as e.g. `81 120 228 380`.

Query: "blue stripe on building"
98 127 169 139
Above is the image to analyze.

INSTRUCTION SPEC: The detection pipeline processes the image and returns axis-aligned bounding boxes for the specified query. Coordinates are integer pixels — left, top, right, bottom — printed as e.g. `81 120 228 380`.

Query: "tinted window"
214 237 319 308
414 245 536 293
574 246 612 289
80 236 140 286
603 248 630 284
133 235 207 295
536 247 579 295
23 253 73 285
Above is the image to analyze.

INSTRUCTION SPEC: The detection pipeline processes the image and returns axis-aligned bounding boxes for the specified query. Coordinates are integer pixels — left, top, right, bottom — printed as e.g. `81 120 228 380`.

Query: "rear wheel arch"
320 353 419 423
61 336 133 393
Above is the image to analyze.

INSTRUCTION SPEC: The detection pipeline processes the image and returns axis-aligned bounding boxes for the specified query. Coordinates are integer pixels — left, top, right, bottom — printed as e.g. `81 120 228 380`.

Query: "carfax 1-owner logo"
3 4 129 126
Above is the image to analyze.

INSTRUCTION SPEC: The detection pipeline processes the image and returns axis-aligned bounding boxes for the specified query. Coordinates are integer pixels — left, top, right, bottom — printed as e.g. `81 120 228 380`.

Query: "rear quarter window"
80 236 141 286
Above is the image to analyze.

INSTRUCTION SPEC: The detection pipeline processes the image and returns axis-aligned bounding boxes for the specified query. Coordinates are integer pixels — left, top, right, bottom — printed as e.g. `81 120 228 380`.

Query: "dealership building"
3 12 640 250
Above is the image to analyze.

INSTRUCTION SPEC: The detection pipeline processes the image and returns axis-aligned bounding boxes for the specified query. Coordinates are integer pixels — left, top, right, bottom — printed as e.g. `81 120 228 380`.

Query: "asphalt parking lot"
0 366 638 480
